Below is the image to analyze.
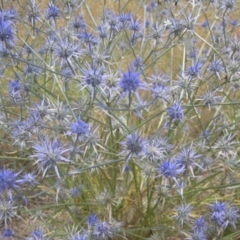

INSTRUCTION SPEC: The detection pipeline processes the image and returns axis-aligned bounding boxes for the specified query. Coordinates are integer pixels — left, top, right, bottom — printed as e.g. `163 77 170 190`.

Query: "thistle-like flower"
119 68 146 102
18 172 38 186
8 78 23 103
1 228 15 238
0 16 14 47
70 118 89 136
158 160 183 179
175 145 202 175
93 221 112 239
119 69 141 93
87 214 99 228
209 201 239 229
187 62 202 78
79 63 108 100
120 131 148 161
45 1 61 20
174 203 192 226
71 231 88 240
71 15 86 32
29 227 49 240
0 168 20 197
31 137 70 178
0 199 18 227
53 38 81 67
168 101 184 122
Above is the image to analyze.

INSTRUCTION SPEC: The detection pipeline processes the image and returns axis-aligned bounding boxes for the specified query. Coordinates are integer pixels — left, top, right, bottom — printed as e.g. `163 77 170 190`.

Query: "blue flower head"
210 201 239 229
31 137 70 179
45 1 60 20
119 69 142 93
83 65 105 87
187 62 202 78
120 131 148 161
231 20 238 27
0 17 14 45
210 201 227 227
71 231 88 240
0 168 20 194
97 24 108 39
87 214 99 227
168 101 184 122
69 187 81 198
70 118 89 136
78 31 98 46
9 79 21 94
159 160 182 179
94 221 112 239
0 8 17 21
211 201 226 213
174 203 192 226
2 228 14 237
30 227 48 240
18 172 38 186
71 15 86 32
202 20 209 28
129 17 141 32
131 57 143 70
194 217 207 232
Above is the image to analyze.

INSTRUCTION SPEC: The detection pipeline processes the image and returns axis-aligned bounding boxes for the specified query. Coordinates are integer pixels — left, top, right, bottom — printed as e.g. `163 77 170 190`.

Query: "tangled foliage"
0 0 240 239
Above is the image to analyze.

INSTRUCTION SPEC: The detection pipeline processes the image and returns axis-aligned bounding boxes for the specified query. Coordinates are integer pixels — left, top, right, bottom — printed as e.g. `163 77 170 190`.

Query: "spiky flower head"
31 137 70 179
0 16 14 46
168 101 184 122
187 62 202 78
158 160 183 179
119 69 145 97
27 0 41 23
210 201 239 229
0 168 20 196
71 231 88 240
18 172 38 186
30 227 49 240
174 203 192 226
0 199 17 227
129 17 141 32
70 118 89 136
2 228 15 237
175 145 202 175
82 64 106 88
193 217 207 232
45 1 61 20
93 221 112 239
87 214 99 227
120 131 148 161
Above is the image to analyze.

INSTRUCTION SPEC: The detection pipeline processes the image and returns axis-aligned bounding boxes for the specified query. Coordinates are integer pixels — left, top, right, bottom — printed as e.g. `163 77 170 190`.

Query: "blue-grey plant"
0 0 239 238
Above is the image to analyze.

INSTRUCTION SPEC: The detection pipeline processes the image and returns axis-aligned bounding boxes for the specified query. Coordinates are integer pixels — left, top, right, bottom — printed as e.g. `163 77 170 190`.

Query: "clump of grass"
0 0 240 239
